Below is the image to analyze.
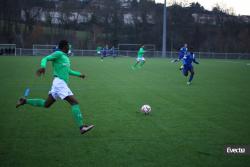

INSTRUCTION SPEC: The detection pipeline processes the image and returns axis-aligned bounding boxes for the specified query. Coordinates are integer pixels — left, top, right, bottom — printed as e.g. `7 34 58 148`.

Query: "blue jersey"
53 46 59 52
182 52 199 66
178 47 188 59
101 47 108 56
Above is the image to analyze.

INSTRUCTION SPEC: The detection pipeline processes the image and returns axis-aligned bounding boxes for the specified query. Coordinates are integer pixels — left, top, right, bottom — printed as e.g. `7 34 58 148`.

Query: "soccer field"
0 56 250 167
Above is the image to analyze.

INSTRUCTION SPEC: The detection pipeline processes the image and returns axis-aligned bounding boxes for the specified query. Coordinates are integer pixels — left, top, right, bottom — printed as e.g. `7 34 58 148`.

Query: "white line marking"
216 60 243 64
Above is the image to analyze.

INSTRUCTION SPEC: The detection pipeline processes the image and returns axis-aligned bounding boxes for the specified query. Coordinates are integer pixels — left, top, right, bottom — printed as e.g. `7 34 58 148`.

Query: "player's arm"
36 52 60 76
69 69 85 79
171 52 183 63
192 54 199 64
142 48 146 53
193 59 199 64
171 59 180 63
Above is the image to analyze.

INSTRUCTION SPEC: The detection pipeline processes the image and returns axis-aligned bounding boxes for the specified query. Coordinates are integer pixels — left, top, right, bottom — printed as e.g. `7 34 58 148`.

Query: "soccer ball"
141 105 151 114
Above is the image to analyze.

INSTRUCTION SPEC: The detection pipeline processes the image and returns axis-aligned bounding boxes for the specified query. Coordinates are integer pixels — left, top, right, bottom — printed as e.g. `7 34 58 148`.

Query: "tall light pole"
162 0 167 57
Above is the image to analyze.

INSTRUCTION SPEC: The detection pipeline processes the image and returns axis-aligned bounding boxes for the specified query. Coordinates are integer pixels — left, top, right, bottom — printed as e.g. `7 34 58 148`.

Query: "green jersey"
137 47 145 58
41 51 81 83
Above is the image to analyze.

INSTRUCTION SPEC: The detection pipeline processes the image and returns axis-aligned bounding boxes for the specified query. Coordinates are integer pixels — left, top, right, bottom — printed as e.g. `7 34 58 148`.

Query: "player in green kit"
132 45 146 70
16 40 94 134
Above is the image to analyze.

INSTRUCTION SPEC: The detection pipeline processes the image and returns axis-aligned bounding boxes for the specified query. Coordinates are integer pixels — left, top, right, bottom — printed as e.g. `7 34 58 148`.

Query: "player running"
179 43 188 58
180 50 199 85
100 44 109 61
172 43 188 69
16 40 94 134
132 45 146 70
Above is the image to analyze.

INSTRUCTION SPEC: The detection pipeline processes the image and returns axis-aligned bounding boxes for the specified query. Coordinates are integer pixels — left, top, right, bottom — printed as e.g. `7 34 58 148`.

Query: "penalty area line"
216 60 243 64
216 60 250 66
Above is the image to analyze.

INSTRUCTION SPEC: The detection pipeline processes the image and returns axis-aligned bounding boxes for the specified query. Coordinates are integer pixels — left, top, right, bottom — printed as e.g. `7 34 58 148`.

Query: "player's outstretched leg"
64 95 94 134
139 60 145 68
16 97 27 108
182 68 188 77
188 70 194 85
16 94 55 108
132 61 139 70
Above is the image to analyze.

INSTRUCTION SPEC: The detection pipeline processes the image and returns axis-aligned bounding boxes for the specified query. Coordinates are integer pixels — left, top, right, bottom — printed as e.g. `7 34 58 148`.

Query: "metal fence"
5 48 250 59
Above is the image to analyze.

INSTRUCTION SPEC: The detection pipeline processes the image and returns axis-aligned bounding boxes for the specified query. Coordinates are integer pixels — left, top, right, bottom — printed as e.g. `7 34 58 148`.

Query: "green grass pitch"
0 56 250 167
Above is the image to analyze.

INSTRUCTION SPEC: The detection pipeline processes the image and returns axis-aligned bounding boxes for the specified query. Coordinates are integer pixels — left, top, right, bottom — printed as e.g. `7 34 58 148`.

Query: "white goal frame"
32 44 57 56
118 43 155 51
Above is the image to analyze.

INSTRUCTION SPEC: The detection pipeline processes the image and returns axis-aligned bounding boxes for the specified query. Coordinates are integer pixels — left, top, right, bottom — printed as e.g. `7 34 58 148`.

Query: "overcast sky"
155 0 250 15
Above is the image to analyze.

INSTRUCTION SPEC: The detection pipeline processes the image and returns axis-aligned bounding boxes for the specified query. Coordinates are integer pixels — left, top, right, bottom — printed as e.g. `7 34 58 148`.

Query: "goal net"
32 44 57 56
0 44 16 56
117 43 156 57
118 43 155 51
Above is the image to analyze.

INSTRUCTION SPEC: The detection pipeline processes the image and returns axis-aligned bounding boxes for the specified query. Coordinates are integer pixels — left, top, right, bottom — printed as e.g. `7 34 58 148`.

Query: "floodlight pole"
162 0 167 57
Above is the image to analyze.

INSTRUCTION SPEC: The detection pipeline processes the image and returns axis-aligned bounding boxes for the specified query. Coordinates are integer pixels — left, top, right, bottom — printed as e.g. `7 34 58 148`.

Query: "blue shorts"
182 65 193 75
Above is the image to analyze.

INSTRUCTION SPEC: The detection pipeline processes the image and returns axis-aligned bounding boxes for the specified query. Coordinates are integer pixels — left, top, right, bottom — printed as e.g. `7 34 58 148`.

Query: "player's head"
184 43 188 48
58 40 69 54
141 44 144 48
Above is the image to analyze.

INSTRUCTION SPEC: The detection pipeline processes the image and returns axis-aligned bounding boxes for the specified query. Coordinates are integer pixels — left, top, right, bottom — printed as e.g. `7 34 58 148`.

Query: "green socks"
71 105 84 127
133 61 145 69
26 99 45 107
139 61 145 67
133 63 138 68
26 99 84 128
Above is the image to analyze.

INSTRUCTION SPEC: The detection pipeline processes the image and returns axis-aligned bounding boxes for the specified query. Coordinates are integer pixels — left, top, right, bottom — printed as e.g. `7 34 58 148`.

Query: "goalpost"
117 43 156 56
118 43 155 51
0 44 16 56
32 44 57 56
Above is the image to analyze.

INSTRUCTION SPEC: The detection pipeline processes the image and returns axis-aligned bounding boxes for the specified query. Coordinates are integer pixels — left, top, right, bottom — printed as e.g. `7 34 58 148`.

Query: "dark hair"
58 40 69 50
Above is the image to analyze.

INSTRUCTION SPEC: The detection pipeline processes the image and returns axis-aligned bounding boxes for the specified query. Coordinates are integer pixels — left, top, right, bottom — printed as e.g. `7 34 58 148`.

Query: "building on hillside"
192 13 216 25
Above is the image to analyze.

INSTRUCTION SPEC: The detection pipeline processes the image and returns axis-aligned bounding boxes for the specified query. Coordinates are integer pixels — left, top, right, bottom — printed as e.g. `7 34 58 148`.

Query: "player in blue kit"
181 51 199 85
172 43 188 70
179 43 188 59
101 45 108 61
